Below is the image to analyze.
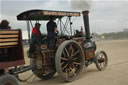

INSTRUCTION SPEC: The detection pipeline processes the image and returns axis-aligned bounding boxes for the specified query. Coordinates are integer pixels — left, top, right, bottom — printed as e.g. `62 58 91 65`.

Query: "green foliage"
101 32 128 40
91 32 100 40
90 32 128 40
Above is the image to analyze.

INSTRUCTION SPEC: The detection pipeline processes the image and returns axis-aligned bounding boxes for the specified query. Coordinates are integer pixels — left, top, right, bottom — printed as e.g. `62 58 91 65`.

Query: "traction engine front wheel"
94 51 108 71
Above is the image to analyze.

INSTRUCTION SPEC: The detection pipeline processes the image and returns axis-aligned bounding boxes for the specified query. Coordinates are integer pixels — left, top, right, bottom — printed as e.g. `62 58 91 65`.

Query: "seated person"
31 23 43 44
0 20 11 60
0 20 11 29
46 16 59 50
29 23 44 58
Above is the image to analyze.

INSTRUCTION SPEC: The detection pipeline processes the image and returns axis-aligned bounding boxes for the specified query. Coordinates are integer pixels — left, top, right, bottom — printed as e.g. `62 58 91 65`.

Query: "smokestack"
82 11 91 41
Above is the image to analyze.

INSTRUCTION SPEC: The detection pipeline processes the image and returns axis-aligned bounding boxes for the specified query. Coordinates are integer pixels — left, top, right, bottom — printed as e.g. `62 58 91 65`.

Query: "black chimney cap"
82 10 89 15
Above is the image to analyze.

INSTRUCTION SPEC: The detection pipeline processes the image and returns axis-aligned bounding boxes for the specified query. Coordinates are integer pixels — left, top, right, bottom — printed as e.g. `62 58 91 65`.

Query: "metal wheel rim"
95 51 108 70
30 57 56 79
56 40 85 81
4 81 13 85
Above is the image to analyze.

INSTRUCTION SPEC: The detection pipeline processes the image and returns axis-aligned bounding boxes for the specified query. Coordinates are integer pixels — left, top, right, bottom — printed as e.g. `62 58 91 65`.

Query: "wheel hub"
98 58 105 63
68 58 73 64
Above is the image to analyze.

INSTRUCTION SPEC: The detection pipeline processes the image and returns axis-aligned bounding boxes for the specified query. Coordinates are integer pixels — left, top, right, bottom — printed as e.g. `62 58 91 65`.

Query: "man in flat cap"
31 23 42 42
29 23 43 58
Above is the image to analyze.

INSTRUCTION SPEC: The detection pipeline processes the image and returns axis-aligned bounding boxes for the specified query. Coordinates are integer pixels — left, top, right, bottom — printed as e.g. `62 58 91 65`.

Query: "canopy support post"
69 17 72 36
26 21 31 44
59 18 63 36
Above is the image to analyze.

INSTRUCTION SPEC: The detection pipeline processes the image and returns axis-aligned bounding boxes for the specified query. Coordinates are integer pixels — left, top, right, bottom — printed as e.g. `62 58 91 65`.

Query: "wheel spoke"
61 62 64 66
102 62 105 68
71 50 80 57
98 55 101 60
62 51 66 58
99 55 102 59
73 62 81 65
65 48 70 57
100 63 103 68
103 62 106 67
101 62 104 68
69 44 73 54
61 57 68 61
99 63 102 67
71 46 75 56
101 53 104 58
69 66 77 76
62 64 68 70
72 69 76 76
102 62 105 67
69 67 73 72
73 57 79 60
72 63 77 70
99 55 106 68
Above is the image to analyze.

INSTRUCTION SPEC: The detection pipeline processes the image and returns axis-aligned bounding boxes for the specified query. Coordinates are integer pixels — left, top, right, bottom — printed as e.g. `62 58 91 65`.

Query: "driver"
47 16 59 49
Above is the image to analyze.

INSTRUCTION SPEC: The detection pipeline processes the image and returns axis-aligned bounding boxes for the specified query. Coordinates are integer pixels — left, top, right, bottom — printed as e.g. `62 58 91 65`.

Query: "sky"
0 0 128 39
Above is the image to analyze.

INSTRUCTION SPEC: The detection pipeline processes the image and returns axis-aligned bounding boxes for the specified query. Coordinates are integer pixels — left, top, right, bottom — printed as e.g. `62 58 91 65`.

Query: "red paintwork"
88 51 94 58
0 29 25 69
0 59 25 69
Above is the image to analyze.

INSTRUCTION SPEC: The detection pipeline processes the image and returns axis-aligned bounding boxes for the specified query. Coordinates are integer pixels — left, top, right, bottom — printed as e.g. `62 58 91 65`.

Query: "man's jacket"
31 27 43 45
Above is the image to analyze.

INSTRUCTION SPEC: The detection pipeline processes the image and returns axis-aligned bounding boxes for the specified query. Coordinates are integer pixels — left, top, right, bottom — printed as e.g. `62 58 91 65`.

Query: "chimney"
82 11 91 41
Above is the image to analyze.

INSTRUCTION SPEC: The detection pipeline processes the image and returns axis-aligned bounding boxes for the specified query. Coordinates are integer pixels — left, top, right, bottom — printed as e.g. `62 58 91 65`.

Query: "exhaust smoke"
70 0 92 10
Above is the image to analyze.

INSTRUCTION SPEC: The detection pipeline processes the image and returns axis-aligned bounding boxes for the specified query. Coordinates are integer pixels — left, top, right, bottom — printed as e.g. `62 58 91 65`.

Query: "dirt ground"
20 40 128 85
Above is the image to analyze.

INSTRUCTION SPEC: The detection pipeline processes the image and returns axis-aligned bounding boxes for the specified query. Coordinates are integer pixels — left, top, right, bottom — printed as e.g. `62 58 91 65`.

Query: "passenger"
29 23 43 58
47 16 59 49
0 20 11 29
0 20 11 61
31 23 43 44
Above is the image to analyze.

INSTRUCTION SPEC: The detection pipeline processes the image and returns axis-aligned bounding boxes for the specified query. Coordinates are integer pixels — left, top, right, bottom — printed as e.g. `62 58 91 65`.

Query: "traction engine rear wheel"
55 40 85 82
30 58 56 80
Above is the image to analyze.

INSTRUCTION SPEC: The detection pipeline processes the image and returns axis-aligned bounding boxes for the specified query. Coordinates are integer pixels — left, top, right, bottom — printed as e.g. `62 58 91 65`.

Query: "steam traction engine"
19 10 108 81
0 10 108 85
